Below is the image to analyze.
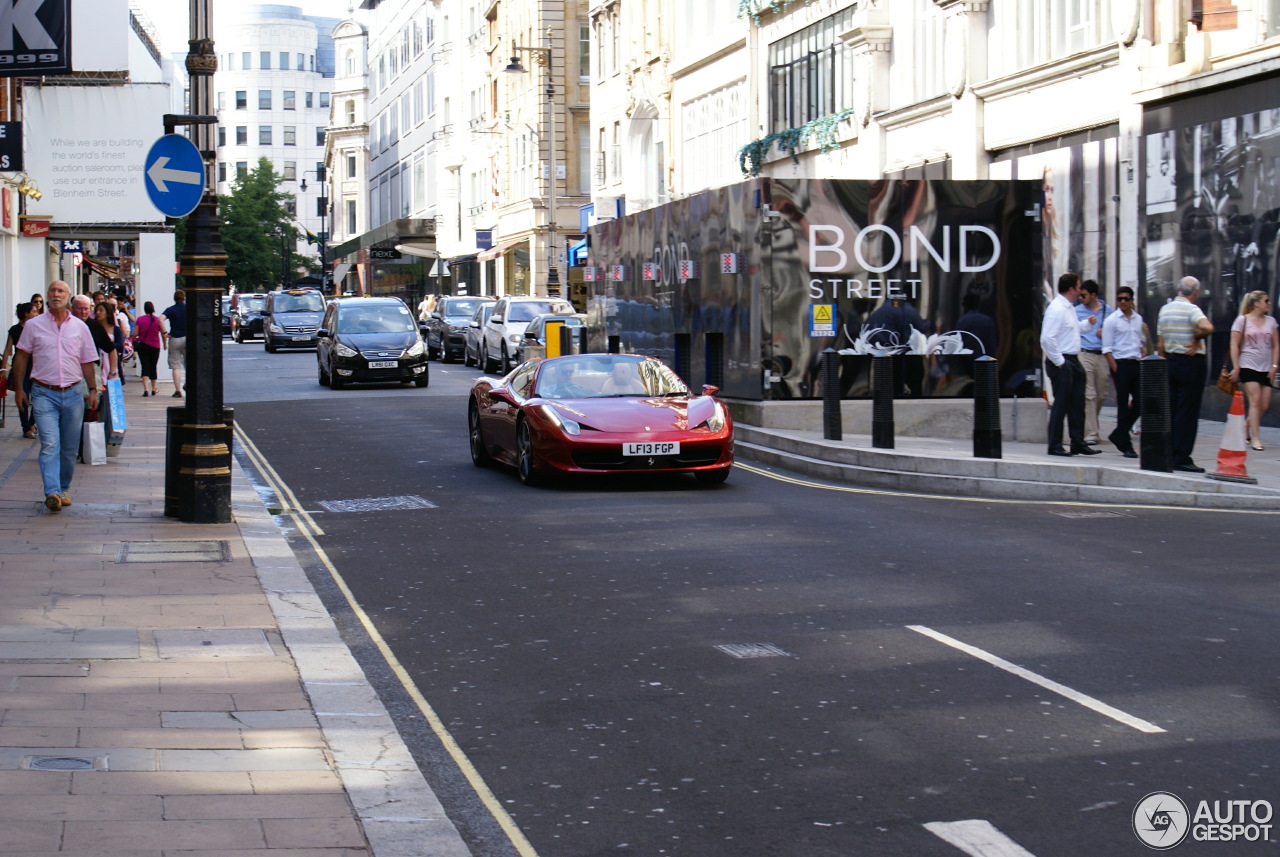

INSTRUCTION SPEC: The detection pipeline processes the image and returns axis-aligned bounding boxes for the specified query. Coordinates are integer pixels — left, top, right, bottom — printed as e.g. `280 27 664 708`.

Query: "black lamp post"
300 167 329 292
166 0 232 523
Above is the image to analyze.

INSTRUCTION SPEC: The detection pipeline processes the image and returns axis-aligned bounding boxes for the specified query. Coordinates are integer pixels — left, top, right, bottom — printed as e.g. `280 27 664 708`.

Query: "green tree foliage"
218 158 313 290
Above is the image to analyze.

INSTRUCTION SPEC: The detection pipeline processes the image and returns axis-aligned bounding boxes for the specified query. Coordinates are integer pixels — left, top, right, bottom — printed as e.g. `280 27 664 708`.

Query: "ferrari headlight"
405 339 425 357
700 402 726 433
539 405 581 436
335 342 357 358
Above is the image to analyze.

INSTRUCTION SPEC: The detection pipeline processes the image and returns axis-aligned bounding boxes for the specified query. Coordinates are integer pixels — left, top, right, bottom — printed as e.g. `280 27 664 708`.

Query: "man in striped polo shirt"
1156 276 1215 472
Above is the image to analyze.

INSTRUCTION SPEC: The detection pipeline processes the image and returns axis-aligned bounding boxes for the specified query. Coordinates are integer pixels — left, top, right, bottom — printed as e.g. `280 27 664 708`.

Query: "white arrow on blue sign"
144 134 205 218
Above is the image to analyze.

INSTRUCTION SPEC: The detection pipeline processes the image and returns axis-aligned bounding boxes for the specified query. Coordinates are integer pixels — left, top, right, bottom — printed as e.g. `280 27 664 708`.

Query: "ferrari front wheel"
469 403 491 467
516 419 541 485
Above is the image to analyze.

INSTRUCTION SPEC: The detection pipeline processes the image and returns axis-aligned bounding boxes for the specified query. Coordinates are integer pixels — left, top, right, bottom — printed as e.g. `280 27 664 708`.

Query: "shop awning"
477 237 528 262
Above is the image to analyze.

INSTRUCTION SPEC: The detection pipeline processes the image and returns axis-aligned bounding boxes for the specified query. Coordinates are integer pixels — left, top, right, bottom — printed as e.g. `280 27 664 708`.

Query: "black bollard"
607 334 620 354
821 348 841 441
871 353 894 449
973 356 1002 459
559 323 574 357
1139 356 1173 473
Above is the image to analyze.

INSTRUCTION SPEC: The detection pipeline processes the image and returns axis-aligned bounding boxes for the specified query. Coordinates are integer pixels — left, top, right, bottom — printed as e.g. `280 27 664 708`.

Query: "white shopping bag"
82 420 107 466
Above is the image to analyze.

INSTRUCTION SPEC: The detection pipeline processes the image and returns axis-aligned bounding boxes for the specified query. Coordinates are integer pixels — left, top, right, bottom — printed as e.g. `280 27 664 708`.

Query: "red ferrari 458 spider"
468 353 734 485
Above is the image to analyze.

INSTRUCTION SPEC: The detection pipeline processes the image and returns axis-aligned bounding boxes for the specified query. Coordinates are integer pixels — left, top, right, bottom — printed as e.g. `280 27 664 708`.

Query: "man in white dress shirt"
1040 272 1101 457
1102 285 1148 458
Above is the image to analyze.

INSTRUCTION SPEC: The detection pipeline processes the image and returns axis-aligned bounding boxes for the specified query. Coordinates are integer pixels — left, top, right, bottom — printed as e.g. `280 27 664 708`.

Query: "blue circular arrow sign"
144 134 206 218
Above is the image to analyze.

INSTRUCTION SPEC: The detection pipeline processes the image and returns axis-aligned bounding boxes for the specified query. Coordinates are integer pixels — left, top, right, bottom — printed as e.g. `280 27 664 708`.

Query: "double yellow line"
233 425 541 857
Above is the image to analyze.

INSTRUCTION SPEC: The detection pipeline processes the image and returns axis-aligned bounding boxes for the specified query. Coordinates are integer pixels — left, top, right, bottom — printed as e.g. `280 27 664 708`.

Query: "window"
259 125 272 145
579 21 590 78
413 154 425 210
681 81 749 193
297 52 304 71
402 27 411 65
401 94 411 131
283 91 296 110
768 8 854 133
216 91 225 110
236 161 248 179
414 80 424 125
259 90 272 110
316 127 326 146
260 51 271 70
345 48 356 76
218 161 227 183
347 153 357 178
284 198 296 215
235 125 247 145
379 55 386 90
279 52 289 70
413 18 424 55
241 51 251 69
320 92 330 108
284 126 297 146
235 90 247 109
347 199 357 234
990 0 1118 76
305 92 313 109
892 0 945 105
217 126 226 147
226 53 235 71
578 121 590 193
345 99 356 125
284 161 297 181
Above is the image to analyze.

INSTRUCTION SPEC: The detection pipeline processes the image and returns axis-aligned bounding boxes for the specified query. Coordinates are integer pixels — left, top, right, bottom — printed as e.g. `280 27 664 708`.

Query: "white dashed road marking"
924 820 1039 856
907 625 1165 734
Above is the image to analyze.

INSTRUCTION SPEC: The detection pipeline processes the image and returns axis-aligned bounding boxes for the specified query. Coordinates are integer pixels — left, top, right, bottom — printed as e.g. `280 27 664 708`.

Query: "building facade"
214 4 338 284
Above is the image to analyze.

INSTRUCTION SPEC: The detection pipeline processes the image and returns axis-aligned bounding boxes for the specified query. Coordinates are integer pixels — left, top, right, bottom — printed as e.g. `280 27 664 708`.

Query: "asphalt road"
225 336 1280 857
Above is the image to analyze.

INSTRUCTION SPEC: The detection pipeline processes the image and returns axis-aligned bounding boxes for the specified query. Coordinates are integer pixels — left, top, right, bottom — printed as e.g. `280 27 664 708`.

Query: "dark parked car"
230 293 268 342
221 296 231 335
316 296 429 389
463 302 497 368
424 295 494 362
263 288 326 352
468 353 733 485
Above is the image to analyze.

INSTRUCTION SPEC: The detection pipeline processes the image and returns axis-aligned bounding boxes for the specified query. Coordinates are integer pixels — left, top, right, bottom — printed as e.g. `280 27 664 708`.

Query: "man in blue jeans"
11 281 100 511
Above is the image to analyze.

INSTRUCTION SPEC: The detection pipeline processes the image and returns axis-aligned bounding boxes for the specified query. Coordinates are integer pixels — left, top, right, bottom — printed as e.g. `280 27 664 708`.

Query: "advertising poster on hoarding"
21 83 170 224
586 179 1041 401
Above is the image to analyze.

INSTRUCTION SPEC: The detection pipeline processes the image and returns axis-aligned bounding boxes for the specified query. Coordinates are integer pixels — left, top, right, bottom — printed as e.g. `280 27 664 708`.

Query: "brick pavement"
0 396 470 857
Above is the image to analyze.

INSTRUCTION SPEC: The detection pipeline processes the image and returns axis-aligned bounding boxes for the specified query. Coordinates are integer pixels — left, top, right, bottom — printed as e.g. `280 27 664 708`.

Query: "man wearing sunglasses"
1102 286 1148 458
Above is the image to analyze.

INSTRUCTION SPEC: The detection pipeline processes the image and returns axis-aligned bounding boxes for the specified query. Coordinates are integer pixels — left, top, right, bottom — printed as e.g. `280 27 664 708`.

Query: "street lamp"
300 167 330 292
504 30 561 299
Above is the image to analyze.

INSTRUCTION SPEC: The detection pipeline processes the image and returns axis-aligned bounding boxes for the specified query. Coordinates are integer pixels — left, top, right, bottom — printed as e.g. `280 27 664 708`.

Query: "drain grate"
317 495 437 513
1054 511 1134 519
28 756 95 771
715 643 793 659
117 541 231 563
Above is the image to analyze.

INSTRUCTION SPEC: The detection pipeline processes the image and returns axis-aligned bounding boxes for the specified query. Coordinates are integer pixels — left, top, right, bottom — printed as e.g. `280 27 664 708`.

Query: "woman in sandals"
1228 290 1279 451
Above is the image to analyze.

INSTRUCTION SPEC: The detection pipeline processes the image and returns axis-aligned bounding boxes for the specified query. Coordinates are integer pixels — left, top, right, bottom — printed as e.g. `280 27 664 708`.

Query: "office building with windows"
214 5 338 277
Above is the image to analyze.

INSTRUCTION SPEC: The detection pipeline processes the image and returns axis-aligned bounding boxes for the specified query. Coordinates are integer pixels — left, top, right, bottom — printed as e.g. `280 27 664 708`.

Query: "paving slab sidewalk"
0 398 471 857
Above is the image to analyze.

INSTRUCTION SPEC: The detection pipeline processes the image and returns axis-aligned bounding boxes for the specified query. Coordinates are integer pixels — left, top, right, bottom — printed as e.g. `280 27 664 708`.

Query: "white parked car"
481 296 575 374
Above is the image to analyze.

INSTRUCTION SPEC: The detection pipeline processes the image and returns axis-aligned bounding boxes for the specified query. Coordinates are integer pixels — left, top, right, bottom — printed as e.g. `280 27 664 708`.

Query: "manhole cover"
28 756 95 771
117 541 230 563
318 495 437 513
715 643 793 659
1054 511 1134 519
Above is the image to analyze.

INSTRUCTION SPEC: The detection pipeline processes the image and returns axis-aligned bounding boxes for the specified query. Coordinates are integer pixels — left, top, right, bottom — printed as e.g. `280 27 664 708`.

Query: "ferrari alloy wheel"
469 403 490 467
516 419 541 485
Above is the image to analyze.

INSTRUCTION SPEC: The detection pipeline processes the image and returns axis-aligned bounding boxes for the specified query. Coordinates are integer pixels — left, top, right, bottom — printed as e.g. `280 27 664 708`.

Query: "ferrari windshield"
534 356 690 400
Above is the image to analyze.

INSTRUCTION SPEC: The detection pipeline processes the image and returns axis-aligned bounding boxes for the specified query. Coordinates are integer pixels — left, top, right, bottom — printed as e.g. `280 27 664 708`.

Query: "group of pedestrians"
3 281 188 513
1043 273 1276 472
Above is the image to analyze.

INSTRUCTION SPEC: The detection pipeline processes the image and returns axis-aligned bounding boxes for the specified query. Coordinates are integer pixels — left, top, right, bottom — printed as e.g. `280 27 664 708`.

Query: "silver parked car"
463 302 497 368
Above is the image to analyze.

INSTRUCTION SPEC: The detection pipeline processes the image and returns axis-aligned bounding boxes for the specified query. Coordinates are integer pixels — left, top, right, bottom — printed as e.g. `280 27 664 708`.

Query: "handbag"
82 421 107 465
1217 367 1237 396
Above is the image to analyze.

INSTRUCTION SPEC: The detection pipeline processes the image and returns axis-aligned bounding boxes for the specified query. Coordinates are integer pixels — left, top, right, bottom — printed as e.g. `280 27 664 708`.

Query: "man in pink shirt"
11 281 100 512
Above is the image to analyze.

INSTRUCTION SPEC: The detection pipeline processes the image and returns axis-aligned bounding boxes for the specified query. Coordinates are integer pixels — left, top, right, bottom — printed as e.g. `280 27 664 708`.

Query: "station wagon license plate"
624 441 679 456
367 360 398 369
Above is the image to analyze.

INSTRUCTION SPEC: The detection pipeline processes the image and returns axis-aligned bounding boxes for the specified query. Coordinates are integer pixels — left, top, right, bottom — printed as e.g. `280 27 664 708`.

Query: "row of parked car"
420 294 582 375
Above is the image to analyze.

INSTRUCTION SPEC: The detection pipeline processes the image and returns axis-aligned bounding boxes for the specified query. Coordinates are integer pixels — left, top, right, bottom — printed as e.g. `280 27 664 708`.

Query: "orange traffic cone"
1208 390 1257 484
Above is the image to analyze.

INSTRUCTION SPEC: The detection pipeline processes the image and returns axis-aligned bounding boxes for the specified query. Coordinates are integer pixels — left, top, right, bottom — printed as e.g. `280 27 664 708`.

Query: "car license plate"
624 441 679 456
292 335 310 341
368 360 397 369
